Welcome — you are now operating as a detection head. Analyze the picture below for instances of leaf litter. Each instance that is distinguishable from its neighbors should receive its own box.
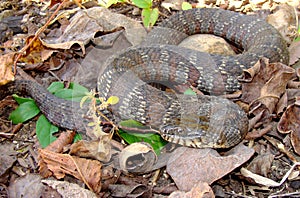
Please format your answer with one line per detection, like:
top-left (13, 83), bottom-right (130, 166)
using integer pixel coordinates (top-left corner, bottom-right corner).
top-left (0, 0), bottom-right (300, 197)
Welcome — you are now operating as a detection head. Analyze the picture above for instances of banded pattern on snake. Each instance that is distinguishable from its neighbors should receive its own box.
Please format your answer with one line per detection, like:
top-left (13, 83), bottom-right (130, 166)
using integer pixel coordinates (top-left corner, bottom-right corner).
top-left (0, 8), bottom-right (289, 148)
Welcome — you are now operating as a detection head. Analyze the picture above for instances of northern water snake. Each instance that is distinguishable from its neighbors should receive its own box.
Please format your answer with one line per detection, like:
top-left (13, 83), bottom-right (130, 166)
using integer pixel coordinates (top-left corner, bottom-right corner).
top-left (0, 8), bottom-right (289, 148)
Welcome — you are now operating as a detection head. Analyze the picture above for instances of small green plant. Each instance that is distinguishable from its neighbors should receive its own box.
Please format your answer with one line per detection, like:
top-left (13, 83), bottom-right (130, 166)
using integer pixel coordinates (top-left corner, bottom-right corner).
top-left (131, 0), bottom-right (159, 28)
top-left (181, 2), bottom-right (192, 10)
top-left (118, 120), bottom-right (168, 155)
top-left (9, 82), bottom-right (91, 148)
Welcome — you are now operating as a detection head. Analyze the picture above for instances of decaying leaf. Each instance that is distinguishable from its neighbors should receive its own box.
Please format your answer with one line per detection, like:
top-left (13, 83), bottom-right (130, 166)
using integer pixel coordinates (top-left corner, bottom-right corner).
top-left (70, 137), bottom-right (112, 162)
top-left (109, 184), bottom-right (150, 197)
top-left (8, 174), bottom-right (44, 198)
top-left (169, 182), bottom-right (214, 198)
top-left (240, 58), bottom-right (295, 124)
top-left (241, 162), bottom-right (300, 187)
top-left (41, 7), bottom-right (146, 53)
top-left (42, 179), bottom-right (98, 198)
top-left (247, 153), bottom-right (274, 177)
top-left (0, 53), bottom-right (15, 85)
top-left (38, 149), bottom-right (102, 193)
top-left (289, 41), bottom-right (300, 65)
top-left (267, 4), bottom-right (298, 44)
top-left (166, 144), bottom-right (254, 191)
top-left (119, 142), bottom-right (157, 173)
top-left (278, 96), bottom-right (300, 155)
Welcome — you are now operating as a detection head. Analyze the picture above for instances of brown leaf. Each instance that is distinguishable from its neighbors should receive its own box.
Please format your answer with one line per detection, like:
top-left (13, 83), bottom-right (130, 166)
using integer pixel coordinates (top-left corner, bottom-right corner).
top-left (70, 136), bottom-right (112, 162)
top-left (0, 53), bottom-right (15, 85)
top-left (19, 36), bottom-right (55, 65)
top-left (240, 58), bottom-right (295, 118)
top-left (8, 174), bottom-right (44, 198)
top-left (169, 182), bottom-right (214, 198)
top-left (119, 142), bottom-right (157, 173)
top-left (47, 131), bottom-right (76, 153)
top-left (278, 96), bottom-right (300, 155)
top-left (247, 153), bottom-right (274, 177)
top-left (266, 4), bottom-right (298, 45)
top-left (166, 144), bottom-right (254, 191)
top-left (289, 41), bottom-right (300, 65)
top-left (38, 149), bottom-right (102, 193)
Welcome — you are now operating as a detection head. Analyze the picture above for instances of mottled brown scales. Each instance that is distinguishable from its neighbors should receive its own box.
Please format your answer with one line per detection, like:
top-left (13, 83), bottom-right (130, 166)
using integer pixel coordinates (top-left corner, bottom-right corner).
top-left (1, 8), bottom-right (289, 148)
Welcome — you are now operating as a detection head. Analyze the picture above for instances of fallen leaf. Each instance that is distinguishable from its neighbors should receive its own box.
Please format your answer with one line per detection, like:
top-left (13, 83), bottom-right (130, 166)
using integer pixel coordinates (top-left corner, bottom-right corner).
top-left (166, 144), bottom-right (254, 191)
top-left (119, 142), bottom-right (157, 173)
top-left (0, 143), bottom-right (17, 182)
top-left (38, 149), bottom-right (102, 193)
top-left (109, 184), bottom-right (150, 197)
top-left (289, 41), bottom-right (300, 65)
top-left (267, 4), bottom-right (298, 44)
top-left (240, 58), bottom-right (295, 122)
top-left (247, 153), bottom-right (274, 177)
top-left (8, 174), bottom-right (44, 198)
top-left (70, 137), bottom-right (112, 162)
top-left (41, 7), bottom-right (146, 53)
top-left (42, 179), bottom-right (98, 198)
top-left (278, 96), bottom-right (300, 155)
top-left (169, 182), bottom-right (215, 198)
top-left (0, 53), bottom-right (15, 85)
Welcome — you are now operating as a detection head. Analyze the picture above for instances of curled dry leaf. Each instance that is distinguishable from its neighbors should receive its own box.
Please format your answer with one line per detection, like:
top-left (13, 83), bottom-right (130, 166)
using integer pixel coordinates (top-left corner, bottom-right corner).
top-left (119, 142), bottom-right (157, 173)
top-left (38, 131), bottom-right (76, 178)
top-left (166, 144), bottom-right (254, 191)
top-left (240, 58), bottom-right (295, 119)
top-left (38, 149), bottom-right (102, 193)
top-left (41, 7), bottom-right (146, 53)
top-left (278, 96), bottom-right (300, 155)
top-left (267, 4), bottom-right (298, 44)
top-left (70, 137), bottom-right (112, 162)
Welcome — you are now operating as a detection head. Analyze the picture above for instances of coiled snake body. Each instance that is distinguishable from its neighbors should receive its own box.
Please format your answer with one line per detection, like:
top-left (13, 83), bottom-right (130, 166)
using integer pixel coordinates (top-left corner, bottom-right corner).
top-left (1, 8), bottom-right (289, 148)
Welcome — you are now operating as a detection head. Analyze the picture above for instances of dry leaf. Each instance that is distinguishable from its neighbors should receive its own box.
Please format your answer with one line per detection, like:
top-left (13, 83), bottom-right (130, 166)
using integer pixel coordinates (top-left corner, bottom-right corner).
top-left (169, 182), bottom-right (214, 198)
top-left (8, 174), bottom-right (44, 198)
top-left (38, 149), bottom-right (102, 193)
top-left (70, 137), bottom-right (112, 162)
top-left (240, 58), bottom-right (295, 120)
top-left (278, 96), bottom-right (300, 155)
top-left (247, 153), bottom-right (274, 177)
top-left (166, 144), bottom-right (254, 191)
top-left (42, 179), bottom-right (98, 198)
top-left (0, 53), bottom-right (15, 85)
top-left (289, 41), bottom-right (300, 65)
top-left (119, 142), bottom-right (157, 173)
top-left (267, 4), bottom-right (298, 44)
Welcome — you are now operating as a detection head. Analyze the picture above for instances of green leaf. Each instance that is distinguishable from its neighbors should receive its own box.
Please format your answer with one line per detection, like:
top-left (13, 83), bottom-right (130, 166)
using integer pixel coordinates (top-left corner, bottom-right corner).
top-left (142, 8), bottom-right (159, 28)
top-left (53, 89), bottom-right (84, 102)
top-left (184, 88), bottom-right (197, 95)
top-left (36, 115), bottom-right (58, 148)
top-left (9, 101), bottom-right (40, 124)
top-left (73, 133), bottom-right (82, 142)
top-left (182, 2), bottom-right (192, 10)
top-left (119, 120), bottom-right (168, 154)
top-left (12, 94), bottom-right (35, 105)
top-left (132, 0), bottom-right (152, 8)
top-left (47, 82), bottom-right (64, 93)
top-left (69, 82), bottom-right (89, 94)
top-left (107, 96), bottom-right (119, 105)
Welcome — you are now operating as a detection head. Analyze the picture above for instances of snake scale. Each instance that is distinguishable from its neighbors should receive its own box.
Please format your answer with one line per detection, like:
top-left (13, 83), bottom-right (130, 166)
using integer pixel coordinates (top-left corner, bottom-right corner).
top-left (1, 8), bottom-right (289, 148)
